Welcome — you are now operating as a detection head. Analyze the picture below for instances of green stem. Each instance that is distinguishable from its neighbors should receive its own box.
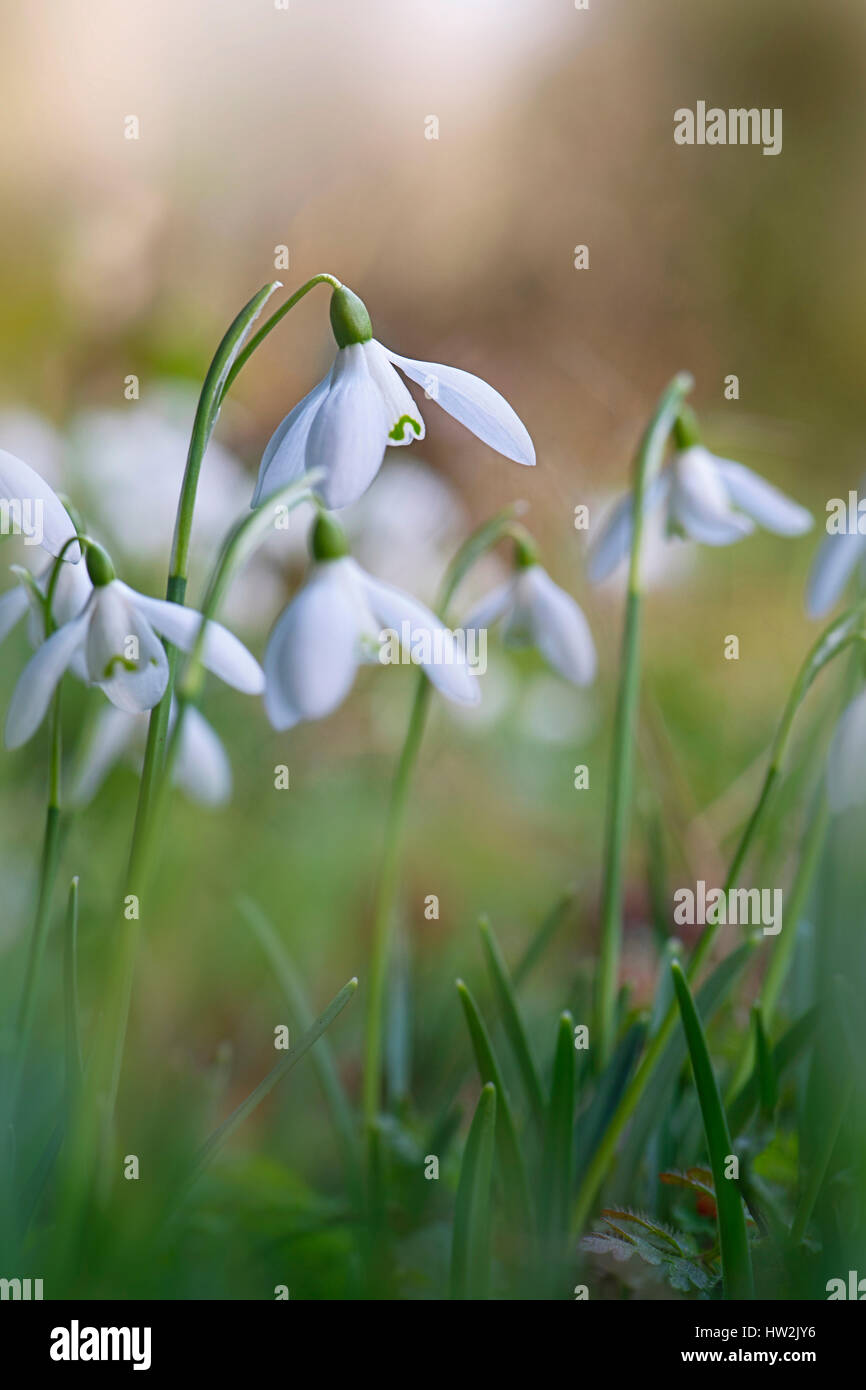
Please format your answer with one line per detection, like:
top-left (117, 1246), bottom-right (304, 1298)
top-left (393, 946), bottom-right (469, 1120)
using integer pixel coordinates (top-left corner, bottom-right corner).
top-left (362, 677), bottom-right (432, 1130)
top-left (222, 273), bottom-right (341, 397)
top-left (14, 688), bottom-right (63, 1060)
top-left (158, 474), bottom-right (322, 803)
top-left (573, 606), bottom-right (865, 1234)
top-left (85, 281), bottom-right (293, 1141)
top-left (594, 372), bottom-right (693, 1068)
top-left (361, 505), bottom-right (527, 1134)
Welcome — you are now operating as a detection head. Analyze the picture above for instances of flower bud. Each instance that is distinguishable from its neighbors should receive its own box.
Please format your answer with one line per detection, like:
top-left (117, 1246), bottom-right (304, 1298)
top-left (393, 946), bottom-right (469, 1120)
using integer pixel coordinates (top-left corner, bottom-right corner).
top-left (85, 542), bottom-right (116, 588)
top-left (310, 511), bottom-right (349, 562)
top-left (329, 286), bottom-right (373, 349)
top-left (673, 405), bottom-right (701, 451)
top-left (511, 527), bottom-right (540, 569)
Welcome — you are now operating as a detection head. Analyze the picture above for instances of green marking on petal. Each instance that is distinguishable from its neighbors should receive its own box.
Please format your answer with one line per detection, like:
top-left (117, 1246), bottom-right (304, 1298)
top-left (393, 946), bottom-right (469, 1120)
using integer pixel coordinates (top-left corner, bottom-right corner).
top-left (388, 414), bottom-right (422, 443)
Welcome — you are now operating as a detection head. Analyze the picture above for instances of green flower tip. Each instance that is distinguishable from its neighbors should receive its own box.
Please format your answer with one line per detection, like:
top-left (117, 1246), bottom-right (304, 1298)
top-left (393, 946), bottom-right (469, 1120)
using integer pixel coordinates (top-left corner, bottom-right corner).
top-left (511, 527), bottom-right (540, 569)
top-left (311, 511), bottom-right (350, 562)
top-left (85, 541), bottom-right (116, 587)
top-left (329, 285), bottom-right (373, 349)
top-left (673, 405), bottom-right (701, 451)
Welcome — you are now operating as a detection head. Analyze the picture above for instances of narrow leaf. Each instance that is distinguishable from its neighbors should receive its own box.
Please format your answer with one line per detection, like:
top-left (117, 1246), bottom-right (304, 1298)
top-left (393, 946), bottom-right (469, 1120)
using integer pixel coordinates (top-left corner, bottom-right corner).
top-left (479, 917), bottom-right (544, 1125)
top-left (188, 976), bottom-right (358, 1187)
top-left (239, 897), bottom-right (360, 1181)
top-left (671, 962), bottom-right (754, 1300)
top-left (450, 1083), bottom-right (497, 1299)
top-left (456, 979), bottom-right (533, 1231)
top-left (751, 1004), bottom-right (777, 1119)
top-left (541, 1012), bottom-right (575, 1246)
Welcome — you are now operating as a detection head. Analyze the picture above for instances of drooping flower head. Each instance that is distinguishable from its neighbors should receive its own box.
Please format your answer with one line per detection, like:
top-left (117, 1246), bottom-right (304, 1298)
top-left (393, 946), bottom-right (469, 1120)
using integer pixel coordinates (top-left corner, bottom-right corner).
top-left (589, 409), bottom-right (813, 584)
top-left (70, 701), bottom-right (232, 808)
top-left (264, 512), bottom-right (481, 730)
top-left (463, 527), bottom-right (596, 687)
top-left (252, 285), bottom-right (535, 512)
top-left (5, 542), bottom-right (264, 748)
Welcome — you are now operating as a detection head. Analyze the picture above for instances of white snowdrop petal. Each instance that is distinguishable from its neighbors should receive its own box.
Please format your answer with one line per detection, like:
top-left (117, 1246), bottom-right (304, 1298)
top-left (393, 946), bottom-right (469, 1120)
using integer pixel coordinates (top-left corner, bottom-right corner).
top-left (174, 705), bottom-right (232, 806)
top-left (69, 705), bottom-right (138, 806)
top-left (0, 447), bottom-right (79, 560)
top-left (671, 447), bottom-right (755, 546)
top-left (49, 558), bottom-right (93, 627)
top-left (5, 613), bottom-right (90, 748)
top-left (713, 459), bottom-right (813, 537)
top-left (120, 584), bottom-right (265, 694)
top-left (587, 474), bottom-right (671, 584)
top-left (251, 373), bottom-right (330, 508)
top-left (826, 690), bottom-right (866, 813)
top-left (806, 531), bottom-right (865, 619)
top-left (264, 561), bottom-right (360, 727)
top-left (0, 584), bottom-right (29, 645)
top-left (363, 341), bottom-right (425, 446)
top-left (521, 566), bottom-right (597, 686)
top-left (462, 578), bottom-right (518, 634)
top-left (386, 349), bottom-right (535, 466)
top-left (88, 591), bottom-right (169, 713)
top-left (359, 570), bottom-right (481, 706)
top-left (307, 345), bottom-right (389, 509)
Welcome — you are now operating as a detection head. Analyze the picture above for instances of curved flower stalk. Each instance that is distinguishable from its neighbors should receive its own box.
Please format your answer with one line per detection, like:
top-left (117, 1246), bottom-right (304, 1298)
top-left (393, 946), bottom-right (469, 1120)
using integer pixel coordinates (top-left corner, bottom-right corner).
top-left (70, 702), bottom-right (231, 808)
top-left (264, 512), bottom-right (480, 729)
top-left (0, 446), bottom-right (80, 559)
top-left (360, 504), bottom-right (529, 1155)
top-left (589, 412), bottom-right (812, 584)
top-left (463, 529), bottom-right (596, 687)
top-left (5, 542), bottom-right (263, 749)
top-left (252, 285), bottom-right (535, 511)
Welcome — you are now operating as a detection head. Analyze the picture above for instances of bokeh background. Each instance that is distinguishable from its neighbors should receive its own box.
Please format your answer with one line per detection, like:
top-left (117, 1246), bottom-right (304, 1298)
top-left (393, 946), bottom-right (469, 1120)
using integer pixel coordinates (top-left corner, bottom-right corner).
top-left (1, 0), bottom-right (865, 1297)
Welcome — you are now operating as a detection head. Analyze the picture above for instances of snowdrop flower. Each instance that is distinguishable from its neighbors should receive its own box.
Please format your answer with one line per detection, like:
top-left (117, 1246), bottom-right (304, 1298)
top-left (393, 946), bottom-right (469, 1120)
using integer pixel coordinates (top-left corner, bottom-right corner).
top-left (70, 702), bottom-right (231, 808)
top-left (252, 285), bottom-right (535, 512)
top-left (0, 446), bottom-right (79, 558)
top-left (826, 689), bottom-right (866, 813)
top-left (5, 543), bottom-right (264, 749)
top-left (463, 533), bottom-right (596, 687)
top-left (588, 415), bottom-right (812, 584)
top-left (264, 512), bottom-right (480, 730)
top-left (806, 480), bottom-right (866, 618)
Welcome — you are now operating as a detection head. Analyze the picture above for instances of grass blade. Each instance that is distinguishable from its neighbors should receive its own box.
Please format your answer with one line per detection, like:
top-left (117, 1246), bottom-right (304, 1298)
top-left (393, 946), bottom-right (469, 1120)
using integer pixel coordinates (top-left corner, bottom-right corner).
top-left (671, 961), bottom-right (754, 1299)
top-left (456, 979), bottom-right (533, 1231)
top-left (728, 1007), bottom-right (818, 1136)
top-left (479, 917), bottom-right (545, 1126)
top-left (188, 976), bottom-right (358, 1187)
top-left (513, 887), bottom-right (575, 987)
top-left (239, 897), bottom-right (360, 1180)
top-left (450, 1083), bottom-right (497, 1299)
top-left (540, 1012), bottom-right (575, 1252)
top-left (751, 1004), bottom-right (777, 1119)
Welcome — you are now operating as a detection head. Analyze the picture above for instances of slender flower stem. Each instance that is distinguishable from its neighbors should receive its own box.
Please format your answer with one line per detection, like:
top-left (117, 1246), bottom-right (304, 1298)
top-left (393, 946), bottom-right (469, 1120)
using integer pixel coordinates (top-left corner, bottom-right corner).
top-left (14, 688), bottom-right (63, 1058)
top-left (8, 537), bottom-right (85, 1102)
top-left (594, 373), bottom-right (693, 1068)
top-left (573, 604), bottom-right (866, 1234)
top-left (362, 678), bottom-right (432, 1130)
top-left (91, 279), bottom-right (323, 1139)
top-left (156, 474), bottom-right (323, 811)
top-left (361, 505), bottom-right (526, 1135)
top-left (222, 273), bottom-right (341, 397)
